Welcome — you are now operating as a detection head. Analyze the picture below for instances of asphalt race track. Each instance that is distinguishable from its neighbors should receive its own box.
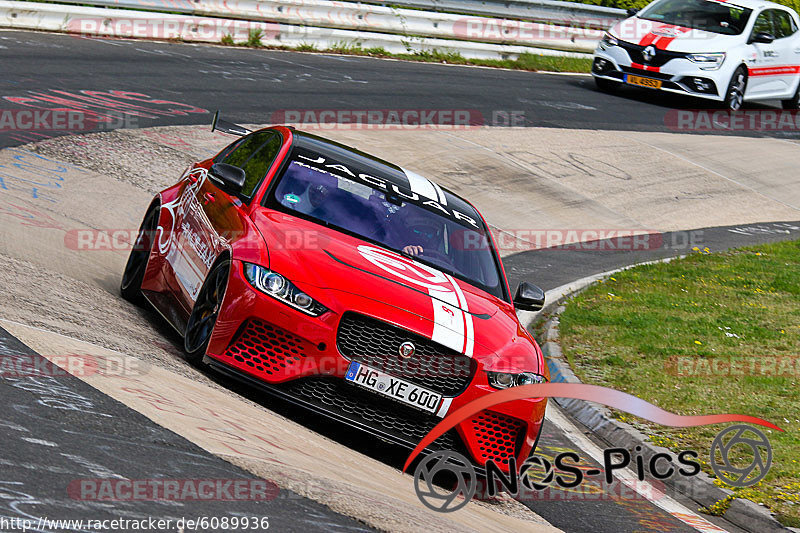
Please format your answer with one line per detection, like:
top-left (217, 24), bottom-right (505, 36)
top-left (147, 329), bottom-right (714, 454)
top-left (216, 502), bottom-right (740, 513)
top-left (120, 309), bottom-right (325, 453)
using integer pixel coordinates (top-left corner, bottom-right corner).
top-left (0, 326), bottom-right (373, 532)
top-left (1, 28), bottom-right (799, 533)
top-left (1, 29), bottom-right (797, 150)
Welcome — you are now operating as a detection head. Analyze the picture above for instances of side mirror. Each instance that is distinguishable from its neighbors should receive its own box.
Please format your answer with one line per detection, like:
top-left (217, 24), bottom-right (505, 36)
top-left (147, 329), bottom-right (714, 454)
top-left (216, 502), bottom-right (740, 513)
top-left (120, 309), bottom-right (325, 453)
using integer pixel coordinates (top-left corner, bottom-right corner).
top-left (749, 32), bottom-right (775, 44)
top-left (626, 8), bottom-right (639, 16)
top-left (513, 282), bottom-right (545, 312)
top-left (209, 163), bottom-right (246, 195)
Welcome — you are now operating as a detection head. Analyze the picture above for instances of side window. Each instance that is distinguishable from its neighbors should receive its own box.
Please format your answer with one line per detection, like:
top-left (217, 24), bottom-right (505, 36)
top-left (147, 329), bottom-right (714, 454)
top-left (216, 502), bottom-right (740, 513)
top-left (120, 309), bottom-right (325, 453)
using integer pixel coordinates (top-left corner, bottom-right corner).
top-left (772, 10), bottom-right (797, 39)
top-left (219, 130), bottom-right (283, 199)
top-left (751, 10), bottom-right (774, 37)
top-left (214, 137), bottom-right (245, 163)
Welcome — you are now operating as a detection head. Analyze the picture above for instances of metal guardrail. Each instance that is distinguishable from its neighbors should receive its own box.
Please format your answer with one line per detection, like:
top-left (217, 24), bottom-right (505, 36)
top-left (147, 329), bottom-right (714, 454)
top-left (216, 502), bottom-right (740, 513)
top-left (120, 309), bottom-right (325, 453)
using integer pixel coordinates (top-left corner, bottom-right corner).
top-left (364, 0), bottom-right (626, 29)
top-left (33, 0), bottom-right (608, 52)
top-left (0, 0), bottom-right (594, 58)
top-left (51, 0), bottom-right (626, 30)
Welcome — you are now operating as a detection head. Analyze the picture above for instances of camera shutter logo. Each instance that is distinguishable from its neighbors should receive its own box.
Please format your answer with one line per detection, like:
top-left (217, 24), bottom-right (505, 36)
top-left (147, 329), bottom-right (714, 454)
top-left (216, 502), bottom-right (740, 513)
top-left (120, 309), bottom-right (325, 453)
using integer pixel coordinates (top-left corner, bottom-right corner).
top-left (710, 425), bottom-right (772, 487)
top-left (522, 456), bottom-right (555, 490)
top-left (413, 451), bottom-right (476, 512)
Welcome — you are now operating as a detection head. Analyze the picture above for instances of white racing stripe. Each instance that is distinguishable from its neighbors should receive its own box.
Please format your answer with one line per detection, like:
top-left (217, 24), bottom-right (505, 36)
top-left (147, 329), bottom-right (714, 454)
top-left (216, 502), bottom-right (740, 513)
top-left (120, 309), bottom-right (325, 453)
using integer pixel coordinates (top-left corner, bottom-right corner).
top-left (545, 405), bottom-right (729, 533)
top-left (429, 286), bottom-right (466, 354)
top-left (446, 274), bottom-right (474, 357)
top-left (356, 244), bottom-right (474, 360)
top-left (401, 167), bottom-right (439, 201)
top-left (431, 181), bottom-right (448, 205)
top-left (429, 276), bottom-right (475, 358)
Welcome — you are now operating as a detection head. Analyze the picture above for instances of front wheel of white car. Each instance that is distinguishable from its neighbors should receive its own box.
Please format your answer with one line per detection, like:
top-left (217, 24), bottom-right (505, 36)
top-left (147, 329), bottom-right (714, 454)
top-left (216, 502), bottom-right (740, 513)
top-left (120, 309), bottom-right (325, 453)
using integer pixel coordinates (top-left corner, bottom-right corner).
top-left (781, 81), bottom-right (800, 109)
top-left (724, 67), bottom-right (748, 111)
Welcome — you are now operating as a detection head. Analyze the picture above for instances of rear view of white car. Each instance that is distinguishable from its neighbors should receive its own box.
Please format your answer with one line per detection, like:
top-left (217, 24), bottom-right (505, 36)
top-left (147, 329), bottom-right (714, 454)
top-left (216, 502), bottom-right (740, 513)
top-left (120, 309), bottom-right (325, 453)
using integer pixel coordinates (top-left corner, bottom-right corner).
top-left (592, 0), bottom-right (800, 109)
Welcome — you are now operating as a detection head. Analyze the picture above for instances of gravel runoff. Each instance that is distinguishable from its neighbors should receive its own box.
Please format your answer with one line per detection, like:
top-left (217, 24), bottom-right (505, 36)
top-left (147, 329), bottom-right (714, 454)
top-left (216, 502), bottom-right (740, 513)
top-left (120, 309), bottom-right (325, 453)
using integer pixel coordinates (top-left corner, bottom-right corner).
top-left (26, 124), bottom-right (260, 195)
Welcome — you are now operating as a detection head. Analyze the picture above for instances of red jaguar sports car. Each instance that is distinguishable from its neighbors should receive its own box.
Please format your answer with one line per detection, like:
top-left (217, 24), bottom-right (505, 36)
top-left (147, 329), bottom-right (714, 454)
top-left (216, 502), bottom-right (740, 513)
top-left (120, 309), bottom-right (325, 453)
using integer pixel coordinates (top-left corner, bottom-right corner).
top-left (121, 113), bottom-right (549, 472)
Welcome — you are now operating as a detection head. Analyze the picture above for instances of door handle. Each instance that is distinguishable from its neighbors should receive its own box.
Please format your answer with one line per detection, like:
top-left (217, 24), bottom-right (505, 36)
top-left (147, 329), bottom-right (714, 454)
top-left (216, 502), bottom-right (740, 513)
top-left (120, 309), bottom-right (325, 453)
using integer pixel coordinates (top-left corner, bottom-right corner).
top-left (203, 192), bottom-right (216, 204)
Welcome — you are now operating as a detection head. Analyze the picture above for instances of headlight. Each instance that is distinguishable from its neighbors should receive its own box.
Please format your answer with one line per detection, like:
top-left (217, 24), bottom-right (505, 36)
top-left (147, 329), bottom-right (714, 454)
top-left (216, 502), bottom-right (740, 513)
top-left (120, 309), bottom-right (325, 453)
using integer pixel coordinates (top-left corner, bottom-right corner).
top-left (487, 371), bottom-right (547, 389)
top-left (688, 52), bottom-right (725, 70)
top-left (599, 32), bottom-right (618, 50)
top-left (243, 263), bottom-right (328, 316)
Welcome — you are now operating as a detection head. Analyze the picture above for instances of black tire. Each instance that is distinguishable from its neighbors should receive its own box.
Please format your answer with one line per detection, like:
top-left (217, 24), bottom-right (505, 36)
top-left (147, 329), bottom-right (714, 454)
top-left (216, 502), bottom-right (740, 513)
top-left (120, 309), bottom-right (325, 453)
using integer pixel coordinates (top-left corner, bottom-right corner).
top-left (120, 204), bottom-right (159, 305)
top-left (183, 258), bottom-right (231, 364)
top-left (594, 76), bottom-right (621, 93)
top-left (724, 66), bottom-right (748, 111)
top-left (781, 81), bottom-right (800, 109)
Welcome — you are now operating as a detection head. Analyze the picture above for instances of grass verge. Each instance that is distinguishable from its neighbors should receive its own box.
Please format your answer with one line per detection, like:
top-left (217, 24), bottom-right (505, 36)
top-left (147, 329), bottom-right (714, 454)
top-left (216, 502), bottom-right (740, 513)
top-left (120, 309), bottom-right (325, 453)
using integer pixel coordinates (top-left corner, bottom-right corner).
top-left (218, 37), bottom-right (592, 73)
top-left (558, 240), bottom-right (800, 526)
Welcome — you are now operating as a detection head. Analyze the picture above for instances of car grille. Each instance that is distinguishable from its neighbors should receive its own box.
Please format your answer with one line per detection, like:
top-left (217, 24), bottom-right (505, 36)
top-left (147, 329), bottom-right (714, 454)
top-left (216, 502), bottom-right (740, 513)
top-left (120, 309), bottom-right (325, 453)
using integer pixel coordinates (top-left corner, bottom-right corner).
top-left (282, 376), bottom-right (460, 450)
top-left (336, 312), bottom-right (475, 397)
top-left (617, 39), bottom-right (688, 68)
top-left (224, 319), bottom-right (309, 376)
top-left (470, 411), bottom-right (526, 467)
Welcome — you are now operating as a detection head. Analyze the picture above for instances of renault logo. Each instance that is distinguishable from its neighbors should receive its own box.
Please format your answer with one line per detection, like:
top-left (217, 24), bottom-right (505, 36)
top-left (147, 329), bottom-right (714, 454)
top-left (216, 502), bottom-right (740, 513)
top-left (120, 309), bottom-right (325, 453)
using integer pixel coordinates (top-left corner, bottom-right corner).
top-left (399, 342), bottom-right (416, 358)
top-left (642, 45), bottom-right (656, 63)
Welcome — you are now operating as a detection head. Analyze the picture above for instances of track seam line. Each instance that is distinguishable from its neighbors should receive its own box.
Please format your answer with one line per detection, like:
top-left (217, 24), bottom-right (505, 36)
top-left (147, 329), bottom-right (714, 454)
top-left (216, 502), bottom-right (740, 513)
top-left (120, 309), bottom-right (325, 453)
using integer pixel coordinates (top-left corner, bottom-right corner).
top-left (616, 134), bottom-right (800, 212)
top-left (433, 130), bottom-right (653, 231)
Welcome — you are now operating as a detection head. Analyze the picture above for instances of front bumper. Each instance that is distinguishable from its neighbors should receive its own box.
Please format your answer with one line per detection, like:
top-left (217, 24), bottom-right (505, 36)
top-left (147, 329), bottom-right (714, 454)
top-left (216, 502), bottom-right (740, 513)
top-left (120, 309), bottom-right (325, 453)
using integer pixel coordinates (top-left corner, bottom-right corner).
top-left (593, 45), bottom-right (728, 101)
top-left (205, 260), bottom-right (547, 472)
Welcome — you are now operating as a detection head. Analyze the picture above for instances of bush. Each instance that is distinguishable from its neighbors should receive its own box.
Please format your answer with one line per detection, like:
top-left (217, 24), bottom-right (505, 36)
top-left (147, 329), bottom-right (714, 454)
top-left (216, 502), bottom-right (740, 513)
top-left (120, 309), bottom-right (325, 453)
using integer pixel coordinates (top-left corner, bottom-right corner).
top-left (567, 0), bottom-right (800, 13)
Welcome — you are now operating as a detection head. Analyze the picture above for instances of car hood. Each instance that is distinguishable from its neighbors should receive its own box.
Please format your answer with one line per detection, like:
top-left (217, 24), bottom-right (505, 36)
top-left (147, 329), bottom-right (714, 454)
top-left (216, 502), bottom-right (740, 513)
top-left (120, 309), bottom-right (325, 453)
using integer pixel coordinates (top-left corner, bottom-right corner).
top-left (611, 18), bottom-right (741, 53)
top-left (249, 209), bottom-right (541, 362)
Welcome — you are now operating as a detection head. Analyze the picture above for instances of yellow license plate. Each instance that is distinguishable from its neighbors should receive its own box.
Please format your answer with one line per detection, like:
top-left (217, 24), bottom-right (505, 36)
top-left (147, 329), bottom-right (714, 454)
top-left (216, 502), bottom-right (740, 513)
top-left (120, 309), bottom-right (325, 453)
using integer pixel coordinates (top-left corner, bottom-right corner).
top-left (626, 75), bottom-right (662, 89)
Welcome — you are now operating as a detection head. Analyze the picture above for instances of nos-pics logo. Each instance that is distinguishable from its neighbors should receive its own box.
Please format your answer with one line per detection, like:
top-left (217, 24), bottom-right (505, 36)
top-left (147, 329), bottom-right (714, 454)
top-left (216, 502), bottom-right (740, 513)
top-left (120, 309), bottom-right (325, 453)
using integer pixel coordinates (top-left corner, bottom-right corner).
top-left (413, 425), bottom-right (772, 512)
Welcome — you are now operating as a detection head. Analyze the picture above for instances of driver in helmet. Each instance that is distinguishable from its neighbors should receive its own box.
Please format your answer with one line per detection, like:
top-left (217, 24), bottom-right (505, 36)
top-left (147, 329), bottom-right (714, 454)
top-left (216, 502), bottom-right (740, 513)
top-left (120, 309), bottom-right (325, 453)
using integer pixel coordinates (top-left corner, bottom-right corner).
top-left (396, 208), bottom-right (444, 258)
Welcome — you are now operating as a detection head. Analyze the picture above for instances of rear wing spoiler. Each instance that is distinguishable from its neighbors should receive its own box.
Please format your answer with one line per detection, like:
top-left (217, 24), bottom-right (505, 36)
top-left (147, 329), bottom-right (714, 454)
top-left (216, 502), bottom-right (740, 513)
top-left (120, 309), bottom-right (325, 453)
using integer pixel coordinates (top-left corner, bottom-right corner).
top-left (211, 111), bottom-right (252, 137)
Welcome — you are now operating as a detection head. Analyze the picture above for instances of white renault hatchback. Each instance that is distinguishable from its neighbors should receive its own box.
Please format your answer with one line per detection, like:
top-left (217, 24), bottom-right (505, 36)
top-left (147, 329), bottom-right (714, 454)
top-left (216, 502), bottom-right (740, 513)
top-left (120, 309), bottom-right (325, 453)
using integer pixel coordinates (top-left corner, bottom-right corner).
top-left (592, 0), bottom-right (800, 109)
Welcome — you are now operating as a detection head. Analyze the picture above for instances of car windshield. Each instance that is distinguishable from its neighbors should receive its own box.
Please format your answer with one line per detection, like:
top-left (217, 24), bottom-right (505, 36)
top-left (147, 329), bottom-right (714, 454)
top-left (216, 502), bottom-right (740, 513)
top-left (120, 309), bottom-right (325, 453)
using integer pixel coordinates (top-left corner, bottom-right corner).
top-left (266, 149), bottom-right (504, 298)
top-left (638, 0), bottom-right (752, 35)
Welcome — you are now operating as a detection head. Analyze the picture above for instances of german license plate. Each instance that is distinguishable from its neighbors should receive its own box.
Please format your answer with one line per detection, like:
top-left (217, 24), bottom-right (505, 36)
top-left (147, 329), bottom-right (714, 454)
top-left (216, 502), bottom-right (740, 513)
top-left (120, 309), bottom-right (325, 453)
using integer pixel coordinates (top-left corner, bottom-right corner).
top-left (345, 361), bottom-right (442, 414)
top-left (625, 74), bottom-right (662, 89)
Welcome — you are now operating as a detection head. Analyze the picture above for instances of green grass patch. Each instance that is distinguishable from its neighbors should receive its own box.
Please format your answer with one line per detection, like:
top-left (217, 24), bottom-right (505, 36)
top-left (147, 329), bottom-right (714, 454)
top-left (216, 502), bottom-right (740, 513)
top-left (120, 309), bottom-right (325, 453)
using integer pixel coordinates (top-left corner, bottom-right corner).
top-left (367, 50), bottom-right (591, 73)
top-left (217, 35), bottom-right (592, 73)
top-left (245, 28), bottom-right (264, 48)
top-left (559, 240), bottom-right (800, 524)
